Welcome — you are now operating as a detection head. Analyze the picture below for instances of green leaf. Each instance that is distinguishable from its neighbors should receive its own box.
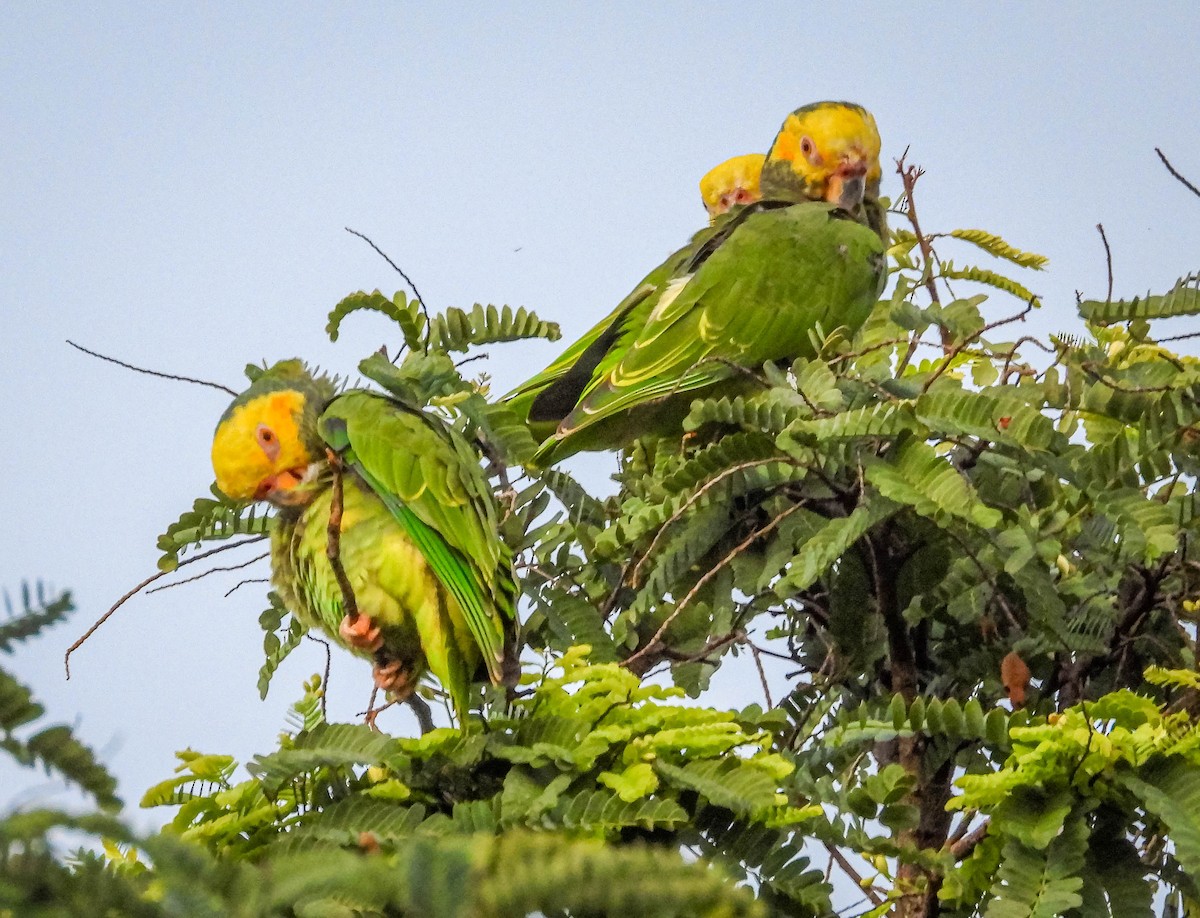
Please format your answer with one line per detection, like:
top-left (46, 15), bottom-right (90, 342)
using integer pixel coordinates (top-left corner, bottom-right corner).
top-left (949, 228), bottom-right (1048, 270)
top-left (866, 438), bottom-right (1002, 528)
top-left (1079, 272), bottom-right (1200, 323)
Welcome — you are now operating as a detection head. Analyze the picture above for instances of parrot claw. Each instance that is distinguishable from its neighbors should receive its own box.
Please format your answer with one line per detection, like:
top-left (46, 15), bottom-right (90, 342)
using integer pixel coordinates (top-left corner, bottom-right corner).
top-left (340, 614), bottom-right (384, 652)
top-left (373, 659), bottom-right (415, 698)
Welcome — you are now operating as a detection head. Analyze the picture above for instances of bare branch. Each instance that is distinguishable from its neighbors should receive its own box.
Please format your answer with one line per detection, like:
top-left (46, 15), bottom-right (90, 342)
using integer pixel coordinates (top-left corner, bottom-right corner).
top-left (325, 449), bottom-right (359, 623)
top-left (65, 536), bottom-right (267, 677)
top-left (224, 577), bottom-right (270, 598)
top-left (1155, 147), bottom-right (1200, 200)
top-left (921, 298), bottom-right (1037, 394)
top-left (344, 227), bottom-right (432, 352)
top-left (825, 844), bottom-right (884, 907)
top-left (631, 458), bottom-right (783, 587)
top-left (748, 638), bottom-right (774, 708)
top-left (895, 153), bottom-right (950, 355)
top-left (407, 695), bottom-right (436, 734)
top-left (305, 634), bottom-right (332, 720)
top-left (1096, 223), bottom-right (1114, 304)
top-left (624, 503), bottom-right (806, 671)
top-left (66, 340), bottom-right (237, 396)
top-left (146, 552), bottom-right (269, 594)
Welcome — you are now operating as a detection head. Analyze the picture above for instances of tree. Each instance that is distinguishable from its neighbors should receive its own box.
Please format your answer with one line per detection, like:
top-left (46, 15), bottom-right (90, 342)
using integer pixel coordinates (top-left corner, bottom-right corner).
top-left (5, 160), bottom-right (1200, 917)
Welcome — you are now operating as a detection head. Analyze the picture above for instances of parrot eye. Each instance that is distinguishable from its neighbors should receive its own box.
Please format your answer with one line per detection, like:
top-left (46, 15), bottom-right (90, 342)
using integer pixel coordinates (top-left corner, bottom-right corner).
top-left (799, 136), bottom-right (821, 165)
top-left (256, 424), bottom-right (281, 462)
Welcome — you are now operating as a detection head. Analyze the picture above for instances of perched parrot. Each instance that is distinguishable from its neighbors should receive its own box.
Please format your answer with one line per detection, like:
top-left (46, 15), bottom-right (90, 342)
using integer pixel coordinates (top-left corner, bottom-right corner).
top-left (506, 101), bottom-right (888, 464)
top-left (211, 360), bottom-right (518, 720)
top-left (699, 153), bottom-right (766, 223)
top-left (501, 155), bottom-right (766, 441)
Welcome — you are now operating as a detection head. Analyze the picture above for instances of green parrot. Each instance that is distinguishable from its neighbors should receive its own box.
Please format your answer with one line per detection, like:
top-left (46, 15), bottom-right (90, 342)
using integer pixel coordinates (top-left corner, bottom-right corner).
top-left (503, 154), bottom-right (768, 440)
top-left (211, 360), bottom-right (517, 721)
top-left (504, 101), bottom-right (888, 465)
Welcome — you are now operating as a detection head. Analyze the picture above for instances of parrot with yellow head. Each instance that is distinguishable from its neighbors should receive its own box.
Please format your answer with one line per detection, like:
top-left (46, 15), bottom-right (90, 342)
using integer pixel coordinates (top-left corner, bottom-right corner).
top-left (211, 360), bottom-right (517, 721)
top-left (699, 153), bottom-right (766, 223)
top-left (505, 101), bottom-right (888, 463)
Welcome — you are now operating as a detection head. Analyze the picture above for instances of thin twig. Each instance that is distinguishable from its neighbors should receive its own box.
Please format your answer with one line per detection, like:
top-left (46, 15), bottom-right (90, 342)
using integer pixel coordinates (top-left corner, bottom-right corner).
top-left (66, 340), bottom-right (237, 396)
top-left (64, 536), bottom-right (267, 677)
top-left (1155, 147), bottom-right (1200, 200)
top-left (344, 227), bottom-right (432, 352)
top-left (824, 844), bottom-right (884, 907)
top-left (921, 298), bottom-right (1037, 394)
top-left (1156, 329), bottom-right (1200, 344)
top-left (1096, 223), bottom-right (1114, 304)
top-left (748, 639), bottom-right (773, 708)
top-left (630, 458), bottom-right (783, 586)
top-left (224, 577), bottom-right (270, 598)
top-left (305, 634), bottom-right (332, 720)
top-left (895, 152), bottom-right (950, 354)
top-left (624, 503), bottom-right (805, 670)
top-left (325, 449), bottom-right (359, 623)
top-left (146, 552), bottom-right (269, 594)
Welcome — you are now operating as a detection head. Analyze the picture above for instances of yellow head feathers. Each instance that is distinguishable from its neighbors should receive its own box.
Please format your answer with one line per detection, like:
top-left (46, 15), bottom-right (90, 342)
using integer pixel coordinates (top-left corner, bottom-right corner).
top-left (211, 389), bottom-right (315, 504)
top-left (761, 101), bottom-right (882, 210)
top-left (699, 153), bottom-right (766, 221)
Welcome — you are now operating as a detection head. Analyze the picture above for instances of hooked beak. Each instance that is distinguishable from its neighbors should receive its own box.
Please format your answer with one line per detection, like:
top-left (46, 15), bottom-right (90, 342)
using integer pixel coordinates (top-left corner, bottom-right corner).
top-left (825, 156), bottom-right (868, 211)
top-left (255, 466), bottom-right (310, 506)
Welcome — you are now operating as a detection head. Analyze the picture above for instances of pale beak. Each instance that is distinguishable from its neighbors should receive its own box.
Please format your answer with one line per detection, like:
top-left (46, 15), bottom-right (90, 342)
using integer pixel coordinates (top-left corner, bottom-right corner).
top-left (255, 467), bottom-right (309, 506)
top-left (826, 156), bottom-right (868, 211)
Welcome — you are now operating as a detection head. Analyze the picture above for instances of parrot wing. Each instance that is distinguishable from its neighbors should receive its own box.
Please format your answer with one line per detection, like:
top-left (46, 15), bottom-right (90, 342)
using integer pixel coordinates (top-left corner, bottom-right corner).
top-left (542, 202), bottom-right (886, 456)
top-left (503, 205), bottom-right (762, 431)
top-left (319, 391), bottom-right (515, 683)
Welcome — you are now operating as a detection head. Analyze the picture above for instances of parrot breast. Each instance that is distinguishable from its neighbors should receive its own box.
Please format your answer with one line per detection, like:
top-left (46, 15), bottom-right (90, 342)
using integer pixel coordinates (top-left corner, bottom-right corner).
top-left (270, 473), bottom-right (481, 684)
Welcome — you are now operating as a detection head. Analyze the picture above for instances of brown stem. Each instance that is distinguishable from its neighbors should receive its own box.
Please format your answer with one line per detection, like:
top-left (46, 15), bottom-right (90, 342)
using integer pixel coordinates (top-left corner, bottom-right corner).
top-left (949, 819), bottom-right (990, 860)
top-left (623, 504), bottom-right (805, 672)
top-left (824, 844), bottom-right (884, 907)
top-left (66, 339), bottom-right (237, 396)
top-left (1096, 223), bottom-right (1114, 304)
top-left (1155, 147), bottom-right (1200, 200)
top-left (325, 449), bottom-right (359, 624)
top-left (64, 536), bottom-right (267, 677)
top-left (895, 154), bottom-right (950, 354)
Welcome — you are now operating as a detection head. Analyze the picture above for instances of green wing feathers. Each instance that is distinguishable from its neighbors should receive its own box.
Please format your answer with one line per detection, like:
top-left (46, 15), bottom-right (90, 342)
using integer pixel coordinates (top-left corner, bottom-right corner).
top-left (319, 393), bottom-right (517, 684)
top-left (530, 203), bottom-right (886, 461)
top-left (503, 206), bottom-right (757, 437)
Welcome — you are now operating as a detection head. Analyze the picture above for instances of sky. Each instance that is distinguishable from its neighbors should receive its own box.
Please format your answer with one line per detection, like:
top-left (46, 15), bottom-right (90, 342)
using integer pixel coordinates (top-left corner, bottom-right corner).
top-left (3, 4), bottom-right (1199, 832)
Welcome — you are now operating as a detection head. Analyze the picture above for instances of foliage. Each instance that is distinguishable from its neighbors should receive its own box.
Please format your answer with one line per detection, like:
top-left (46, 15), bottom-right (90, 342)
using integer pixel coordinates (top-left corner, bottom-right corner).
top-left (136, 648), bottom-right (812, 915)
top-left (10, 162), bottom-right (1200, 916)
top-left (0, 584), bottom-right (119, 810)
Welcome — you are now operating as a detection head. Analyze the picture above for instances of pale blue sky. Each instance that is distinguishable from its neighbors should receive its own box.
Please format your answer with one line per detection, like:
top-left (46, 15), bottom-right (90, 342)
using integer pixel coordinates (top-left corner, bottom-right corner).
top-left (3, 4), bottom-right (1198, 829)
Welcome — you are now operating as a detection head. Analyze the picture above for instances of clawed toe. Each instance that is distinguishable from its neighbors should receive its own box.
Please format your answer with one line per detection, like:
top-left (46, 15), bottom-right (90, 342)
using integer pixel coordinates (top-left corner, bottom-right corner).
top-left (373, 659), bottom-right (415, 698)
top-left (340, 613), bottom-right (383, 652)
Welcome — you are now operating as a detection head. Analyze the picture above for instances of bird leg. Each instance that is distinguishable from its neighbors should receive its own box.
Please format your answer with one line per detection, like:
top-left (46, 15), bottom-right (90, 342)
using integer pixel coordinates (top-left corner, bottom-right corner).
top-left (372, 658), bottom-right (416, 698)
top-left (339, 613), bottom-right (383, 652)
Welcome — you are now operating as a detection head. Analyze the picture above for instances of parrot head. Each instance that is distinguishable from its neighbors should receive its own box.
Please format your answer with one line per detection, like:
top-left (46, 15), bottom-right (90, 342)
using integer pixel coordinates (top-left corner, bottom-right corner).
top-left (760, 101), bottom-right (882, 214)
top-left (699, 153), bottom-right (766, 223)
top-left (211, 360), bottom-right (336, 507)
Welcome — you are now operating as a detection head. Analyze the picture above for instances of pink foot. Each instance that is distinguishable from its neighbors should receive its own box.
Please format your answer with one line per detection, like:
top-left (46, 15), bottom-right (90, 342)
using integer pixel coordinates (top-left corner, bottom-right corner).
top-left (340, 613), bottom-right (383, 653)
top-left (373, 659), bottom-right (415, 698)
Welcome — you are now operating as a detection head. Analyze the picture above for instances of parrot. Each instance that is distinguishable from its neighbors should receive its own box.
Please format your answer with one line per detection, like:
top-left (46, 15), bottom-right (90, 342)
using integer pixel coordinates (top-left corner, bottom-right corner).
top-left (501, 153), bottom-right (769, 441)
top-left (210, 359), bottom-right (518, 721)
top-left (699, 153), bottom-right (766, 223)
top-left (506, 101), bottom-right (888, 465)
